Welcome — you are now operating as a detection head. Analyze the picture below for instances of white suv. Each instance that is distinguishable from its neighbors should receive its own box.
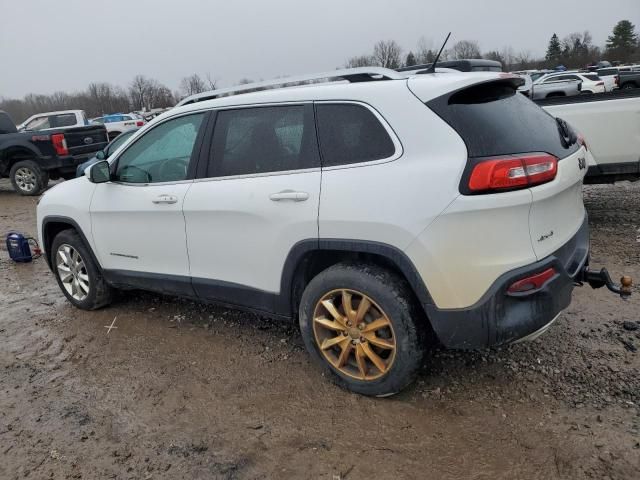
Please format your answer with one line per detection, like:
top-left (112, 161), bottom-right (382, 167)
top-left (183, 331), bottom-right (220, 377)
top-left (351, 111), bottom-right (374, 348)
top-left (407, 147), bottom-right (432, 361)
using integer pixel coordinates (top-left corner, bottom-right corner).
top-left (37, 68), bottom-right (607, 396)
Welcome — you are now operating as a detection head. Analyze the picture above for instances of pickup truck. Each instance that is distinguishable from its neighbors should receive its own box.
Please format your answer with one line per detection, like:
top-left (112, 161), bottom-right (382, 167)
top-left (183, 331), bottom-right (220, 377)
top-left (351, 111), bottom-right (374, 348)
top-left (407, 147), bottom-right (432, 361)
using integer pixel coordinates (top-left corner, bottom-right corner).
top-left (619, 71), bottom-right (640, 90)
top-left (17, 110), bottom-right (90, 132)
top-left (0, 111), bottom-right (108, 195)
top-left (536, 89), bottom-right (640, 184)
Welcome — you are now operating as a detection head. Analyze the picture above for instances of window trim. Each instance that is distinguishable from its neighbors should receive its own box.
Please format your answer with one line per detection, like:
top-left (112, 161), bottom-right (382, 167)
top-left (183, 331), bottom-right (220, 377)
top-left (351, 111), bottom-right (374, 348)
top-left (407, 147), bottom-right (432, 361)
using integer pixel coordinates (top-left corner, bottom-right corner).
top-left (196, 102), bottom-right (321, 182)
top-left (313, 100), bottom-right (403, 171)
top-left (107, 109), bottom-right (212, 187)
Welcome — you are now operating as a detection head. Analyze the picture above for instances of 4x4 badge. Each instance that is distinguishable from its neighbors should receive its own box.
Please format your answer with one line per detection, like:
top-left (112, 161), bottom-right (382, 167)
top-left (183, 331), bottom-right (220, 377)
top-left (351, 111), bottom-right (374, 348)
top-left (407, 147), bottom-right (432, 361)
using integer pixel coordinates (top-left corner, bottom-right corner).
top-left (578, 157), bottom-right (586, 170)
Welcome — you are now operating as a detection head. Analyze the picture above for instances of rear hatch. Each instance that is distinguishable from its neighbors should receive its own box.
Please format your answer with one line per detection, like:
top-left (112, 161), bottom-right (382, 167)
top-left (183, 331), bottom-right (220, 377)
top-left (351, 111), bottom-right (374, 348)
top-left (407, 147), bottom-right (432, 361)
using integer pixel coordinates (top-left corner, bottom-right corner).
top-left (61, 125), bottom-right (108, 156)
top-left (415, 77), bottom-right (587, 260)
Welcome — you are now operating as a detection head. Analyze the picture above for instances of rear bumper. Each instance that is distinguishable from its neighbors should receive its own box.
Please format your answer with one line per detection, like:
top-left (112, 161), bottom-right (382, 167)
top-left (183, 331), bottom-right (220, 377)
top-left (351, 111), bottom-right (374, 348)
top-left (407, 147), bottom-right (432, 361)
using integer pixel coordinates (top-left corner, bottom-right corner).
top-left (426, 214), bottom-right (589, 349)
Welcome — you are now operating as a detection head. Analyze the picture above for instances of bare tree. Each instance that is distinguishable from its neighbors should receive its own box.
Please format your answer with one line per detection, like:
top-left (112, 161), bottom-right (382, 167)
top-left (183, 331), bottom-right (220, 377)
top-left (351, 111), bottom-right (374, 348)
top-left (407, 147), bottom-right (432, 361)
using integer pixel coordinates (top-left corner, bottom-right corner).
top-left (451, 40), bottom-right (482, 59)
top-left (180, 74), bottom-right (208, 96)
top-left (514, 50), bottom-right (534, 70)
top-left (205, 72), bottom-right (217, 90)
top-left (344, 55), bottom-right (375, 68)
top-left (373, 40), bottom-right (402, 69)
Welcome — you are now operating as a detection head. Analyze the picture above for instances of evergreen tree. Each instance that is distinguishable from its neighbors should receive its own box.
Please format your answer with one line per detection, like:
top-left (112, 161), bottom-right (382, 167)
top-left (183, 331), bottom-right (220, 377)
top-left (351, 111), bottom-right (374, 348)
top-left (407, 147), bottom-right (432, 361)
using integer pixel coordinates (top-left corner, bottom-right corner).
top-left (405, 51), bottom-right (417, 67)
top-left (606, 20), bottom-right (638, 61)
top-left (545, 33), bottom-right (562, 62)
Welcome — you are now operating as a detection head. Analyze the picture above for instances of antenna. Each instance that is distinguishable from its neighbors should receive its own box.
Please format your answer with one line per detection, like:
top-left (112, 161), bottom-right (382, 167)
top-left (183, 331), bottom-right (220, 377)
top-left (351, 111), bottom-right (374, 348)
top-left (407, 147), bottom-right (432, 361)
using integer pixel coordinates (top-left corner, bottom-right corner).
top-left (425, 32), bottom-right (452, 74)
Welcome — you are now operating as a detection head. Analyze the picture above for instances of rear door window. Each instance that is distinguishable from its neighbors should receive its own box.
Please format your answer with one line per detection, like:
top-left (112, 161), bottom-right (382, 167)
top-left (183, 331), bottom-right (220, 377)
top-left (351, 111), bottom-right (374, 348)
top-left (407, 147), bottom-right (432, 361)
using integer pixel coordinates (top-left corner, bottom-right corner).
top-left (427, 81), bottom-right (580, 159)
top-left (315, 103), bottom-right (395, 167)
top-left (208, 105), bottom-right (319, 177)
top-left (51, 114), bottom-right (77, 128)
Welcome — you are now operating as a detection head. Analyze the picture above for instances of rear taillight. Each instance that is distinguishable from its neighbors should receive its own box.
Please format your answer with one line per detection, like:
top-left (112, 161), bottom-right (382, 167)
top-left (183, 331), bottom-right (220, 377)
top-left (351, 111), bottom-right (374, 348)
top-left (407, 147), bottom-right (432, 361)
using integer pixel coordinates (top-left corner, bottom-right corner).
top-left (508, 267), bottom-right (557, 294)
top-left (597, 81), bottom-right (604, 86)
top-left (615, 76), bottom-right (619, 86)
top-left (467, 153), bottom-right (558, 194)
top-left (136, 121), bottom-right (144, 127)
top-left (51, 133), bottom-right (68, 156)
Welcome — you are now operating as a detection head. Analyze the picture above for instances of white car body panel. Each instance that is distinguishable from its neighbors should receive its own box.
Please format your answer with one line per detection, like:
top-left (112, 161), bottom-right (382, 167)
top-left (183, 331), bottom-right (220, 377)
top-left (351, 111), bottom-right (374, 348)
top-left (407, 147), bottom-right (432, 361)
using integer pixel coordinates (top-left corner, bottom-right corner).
top-left (184, 171), bottom-right (321, 293)
top-left (542, 97), bottom-right (640, 167)
top-left (89, 182), bottom-right (192, 276)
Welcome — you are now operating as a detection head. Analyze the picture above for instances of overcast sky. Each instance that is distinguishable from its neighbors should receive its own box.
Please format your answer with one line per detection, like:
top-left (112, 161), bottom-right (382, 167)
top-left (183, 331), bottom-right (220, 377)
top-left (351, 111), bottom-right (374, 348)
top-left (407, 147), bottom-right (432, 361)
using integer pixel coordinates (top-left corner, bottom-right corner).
top-left (1, 0), bottom-right (638, 98)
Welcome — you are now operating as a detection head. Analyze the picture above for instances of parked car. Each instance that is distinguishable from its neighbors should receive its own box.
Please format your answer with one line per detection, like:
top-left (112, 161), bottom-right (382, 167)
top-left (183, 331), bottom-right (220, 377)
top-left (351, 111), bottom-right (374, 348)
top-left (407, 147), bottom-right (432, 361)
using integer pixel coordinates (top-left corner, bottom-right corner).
top-left (517, 74), bottom-right (582, 99)
top-left (90, 113), bottom-right (145, 140)
top-left (535, 72), bottom-right (605, 94)
top-left (36, 68), bottom-right (630, 396)
top-left (536, 88), bottom-right (640, 183)
top-left (618, 71), bottom-right (640, 90)
top-left (75, 129), bottom-right (137, 177)
top-left (595, 68), bottom-right (619, 92)
top-left (0, 110), bottom-right (108, 195)
top-left (17, 110), bottom-right (90, 132)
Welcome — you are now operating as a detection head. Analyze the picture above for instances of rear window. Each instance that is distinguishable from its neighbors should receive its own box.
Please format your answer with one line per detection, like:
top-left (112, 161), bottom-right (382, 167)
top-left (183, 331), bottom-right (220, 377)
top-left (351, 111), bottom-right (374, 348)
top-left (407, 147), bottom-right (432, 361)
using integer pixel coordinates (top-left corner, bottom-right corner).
top-left (597, 69), bottom-right (617, 76)
top-left (315, 104), bottom-right (395, 167)
top-left (427, 81), bottom-right (580, 159)
top-left (582, 74), bottom-right (600, 81)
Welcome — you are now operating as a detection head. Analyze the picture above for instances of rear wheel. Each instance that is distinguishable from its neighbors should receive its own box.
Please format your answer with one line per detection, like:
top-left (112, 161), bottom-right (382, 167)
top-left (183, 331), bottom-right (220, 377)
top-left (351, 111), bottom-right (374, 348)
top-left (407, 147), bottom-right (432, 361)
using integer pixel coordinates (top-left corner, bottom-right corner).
top-left (9, 160), bottom-right (48, 196)
top-left (621, 83), bottom-right (636, 90)
top-left (51, 229), bottom-right (113, 310)
top-left (299, 263), bottom-right (424, 396)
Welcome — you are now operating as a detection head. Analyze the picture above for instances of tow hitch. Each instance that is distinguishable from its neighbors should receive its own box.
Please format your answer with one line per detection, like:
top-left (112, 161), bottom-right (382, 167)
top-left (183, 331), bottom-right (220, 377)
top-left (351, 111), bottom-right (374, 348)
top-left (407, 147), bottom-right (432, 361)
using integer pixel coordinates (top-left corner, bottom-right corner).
top-left (578, 267), bottom-right (633, 299)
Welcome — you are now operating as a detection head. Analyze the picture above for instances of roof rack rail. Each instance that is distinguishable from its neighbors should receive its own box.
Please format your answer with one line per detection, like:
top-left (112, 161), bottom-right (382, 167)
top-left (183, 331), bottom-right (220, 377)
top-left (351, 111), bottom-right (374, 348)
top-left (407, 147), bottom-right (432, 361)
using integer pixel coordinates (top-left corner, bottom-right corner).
top-left (177, 67), bottom-right (403, 106)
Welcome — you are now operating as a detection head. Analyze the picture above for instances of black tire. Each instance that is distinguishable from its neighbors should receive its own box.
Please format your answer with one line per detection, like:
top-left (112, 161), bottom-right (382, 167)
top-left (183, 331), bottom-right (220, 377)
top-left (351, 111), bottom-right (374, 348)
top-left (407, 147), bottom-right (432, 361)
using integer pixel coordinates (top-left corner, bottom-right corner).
top-left (299, 263), bottom-right (425, 397)
top-left (9, 160), bottom-right (49, 196)
top-left (621, 83), bottom-right (636, 90)
top-left (51, 229), bottom-right (113, 310)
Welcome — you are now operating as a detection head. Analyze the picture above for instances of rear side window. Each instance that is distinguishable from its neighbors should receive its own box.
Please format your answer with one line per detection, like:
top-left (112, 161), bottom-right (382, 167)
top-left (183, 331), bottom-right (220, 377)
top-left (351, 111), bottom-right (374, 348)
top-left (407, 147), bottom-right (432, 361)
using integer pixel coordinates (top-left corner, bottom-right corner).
top-left (315, 104), bottom-right (395, 167)
top-left (209, 105), bottom-right (319, 177)
top-left (51, 114), bottom-right (77, 128)
top-left (427, 81), bottom-right (580, 159)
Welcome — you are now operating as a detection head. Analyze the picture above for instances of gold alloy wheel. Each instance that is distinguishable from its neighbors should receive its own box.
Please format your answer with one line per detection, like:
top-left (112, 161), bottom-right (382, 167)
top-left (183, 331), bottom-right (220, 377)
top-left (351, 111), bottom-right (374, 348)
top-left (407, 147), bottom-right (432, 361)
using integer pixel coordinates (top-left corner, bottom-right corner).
top-left (312, 289), bottom-right (396, 381)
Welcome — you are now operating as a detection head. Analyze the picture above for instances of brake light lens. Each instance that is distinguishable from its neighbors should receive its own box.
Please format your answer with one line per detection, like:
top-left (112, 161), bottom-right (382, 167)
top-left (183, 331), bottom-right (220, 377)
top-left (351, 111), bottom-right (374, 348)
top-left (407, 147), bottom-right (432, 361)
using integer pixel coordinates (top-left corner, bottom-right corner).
top-left (468, 153), bottom-right (558, 193)
top-left (51, 133), bottom-right (68, 156)
top-left (508, 267), bottom-right (557, 294)
top-left (136, 121), bottom-right (144, 127)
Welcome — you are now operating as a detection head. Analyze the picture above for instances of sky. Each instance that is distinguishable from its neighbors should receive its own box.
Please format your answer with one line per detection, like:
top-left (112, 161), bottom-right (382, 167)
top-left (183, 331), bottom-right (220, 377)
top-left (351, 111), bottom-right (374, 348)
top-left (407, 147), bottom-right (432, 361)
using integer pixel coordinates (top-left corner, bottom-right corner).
top-left (1, 0), bottom-right (638, 98)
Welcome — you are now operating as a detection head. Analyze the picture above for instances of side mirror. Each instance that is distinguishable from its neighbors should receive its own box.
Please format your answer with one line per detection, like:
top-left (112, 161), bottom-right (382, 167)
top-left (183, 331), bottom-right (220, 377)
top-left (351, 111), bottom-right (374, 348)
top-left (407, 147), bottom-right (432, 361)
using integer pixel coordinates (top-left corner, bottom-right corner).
top-left (96, 150), bottom-right (106, 160)
top-left (88, 160), bottom-right (111, 184)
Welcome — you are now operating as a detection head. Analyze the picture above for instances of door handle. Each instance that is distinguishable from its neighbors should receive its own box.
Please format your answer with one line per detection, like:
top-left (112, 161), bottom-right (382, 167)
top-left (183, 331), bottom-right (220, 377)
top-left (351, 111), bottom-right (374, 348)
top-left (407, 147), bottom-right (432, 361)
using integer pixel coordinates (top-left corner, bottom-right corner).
top-left (152, 194), bottom-right (178, 204)
top-left (269, 190), bottom-right (309, 202)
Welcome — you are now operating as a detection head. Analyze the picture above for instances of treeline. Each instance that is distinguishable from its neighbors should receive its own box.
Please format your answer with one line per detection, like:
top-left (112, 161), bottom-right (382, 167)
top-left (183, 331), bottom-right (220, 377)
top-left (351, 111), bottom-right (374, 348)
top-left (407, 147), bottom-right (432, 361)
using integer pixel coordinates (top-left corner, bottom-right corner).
top-left (0, 73), bottom-right (217, 124)
top-left (2, 20), bottom-right (638, 124)
top-left (345, 20), bottom-right (639, 71)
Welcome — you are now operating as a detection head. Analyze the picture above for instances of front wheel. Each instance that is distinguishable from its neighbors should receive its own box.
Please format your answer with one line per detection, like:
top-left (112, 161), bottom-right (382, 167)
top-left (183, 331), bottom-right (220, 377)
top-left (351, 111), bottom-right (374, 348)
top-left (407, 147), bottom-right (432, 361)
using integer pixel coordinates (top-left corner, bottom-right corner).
top-left (51, 229), bottom-right (113, 310)
top-left (299, 263), bottom-right (425, 396)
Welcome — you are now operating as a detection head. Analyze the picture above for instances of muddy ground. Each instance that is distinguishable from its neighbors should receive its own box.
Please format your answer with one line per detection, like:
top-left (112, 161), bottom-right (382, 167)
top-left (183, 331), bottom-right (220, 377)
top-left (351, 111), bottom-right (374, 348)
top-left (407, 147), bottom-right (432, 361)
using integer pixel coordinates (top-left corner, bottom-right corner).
top-left (0, 178), bottom-right (639, 479)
